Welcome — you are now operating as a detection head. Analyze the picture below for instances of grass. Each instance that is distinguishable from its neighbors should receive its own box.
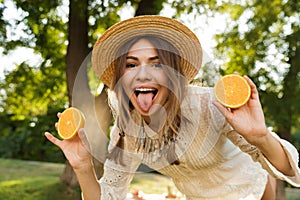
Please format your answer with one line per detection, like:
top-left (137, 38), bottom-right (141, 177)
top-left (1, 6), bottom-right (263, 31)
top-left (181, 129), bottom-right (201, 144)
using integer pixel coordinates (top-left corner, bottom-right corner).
top-left (130, 172), bottom-right (178, 195)
top-left (0, 158), bottom-right (80, 200)
top-left (0, 158), bottom-right (176, 200)
top-left (0, 158), bottom-right (299, 200)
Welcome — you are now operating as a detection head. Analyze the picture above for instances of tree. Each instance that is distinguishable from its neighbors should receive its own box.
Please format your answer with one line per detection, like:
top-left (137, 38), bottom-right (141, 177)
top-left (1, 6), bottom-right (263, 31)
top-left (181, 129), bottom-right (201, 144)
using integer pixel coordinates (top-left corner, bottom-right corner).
top-left (0, 0), bottom-right (168, 188)
top-left (0, 0), bottom-right (165, 181)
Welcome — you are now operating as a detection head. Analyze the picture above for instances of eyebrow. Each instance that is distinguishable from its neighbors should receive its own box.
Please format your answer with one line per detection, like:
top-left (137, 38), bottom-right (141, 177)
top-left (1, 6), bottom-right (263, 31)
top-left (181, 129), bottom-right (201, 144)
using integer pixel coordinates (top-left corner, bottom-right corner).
top-left (126, 55), bottom-right (159, 61)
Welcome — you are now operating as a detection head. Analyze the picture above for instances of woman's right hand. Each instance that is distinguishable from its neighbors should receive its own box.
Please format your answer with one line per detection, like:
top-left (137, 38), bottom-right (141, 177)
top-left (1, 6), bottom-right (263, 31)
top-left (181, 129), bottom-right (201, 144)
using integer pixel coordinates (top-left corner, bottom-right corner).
top-left (44, 113), bottom-right (93, 171)
top-left (46, 113), bottom-right (102, 200)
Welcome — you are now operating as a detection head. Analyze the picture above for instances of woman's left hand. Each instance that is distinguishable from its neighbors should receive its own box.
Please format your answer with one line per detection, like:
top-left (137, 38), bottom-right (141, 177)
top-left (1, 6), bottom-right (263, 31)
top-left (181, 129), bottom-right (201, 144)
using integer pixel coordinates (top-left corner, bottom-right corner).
top-left (213, 75), bottom-right (268, 145)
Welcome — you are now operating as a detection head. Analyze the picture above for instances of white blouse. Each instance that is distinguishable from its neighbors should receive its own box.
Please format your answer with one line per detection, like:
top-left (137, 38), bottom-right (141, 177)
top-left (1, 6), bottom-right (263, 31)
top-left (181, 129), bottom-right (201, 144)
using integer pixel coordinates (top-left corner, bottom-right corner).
top-left (98, 86), bottom-right (300, 200)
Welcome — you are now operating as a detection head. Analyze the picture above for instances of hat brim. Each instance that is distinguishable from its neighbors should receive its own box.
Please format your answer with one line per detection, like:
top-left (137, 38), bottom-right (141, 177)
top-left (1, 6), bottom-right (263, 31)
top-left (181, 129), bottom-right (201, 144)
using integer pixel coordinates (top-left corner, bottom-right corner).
top-left (92, 15), bottom-right (202, 88)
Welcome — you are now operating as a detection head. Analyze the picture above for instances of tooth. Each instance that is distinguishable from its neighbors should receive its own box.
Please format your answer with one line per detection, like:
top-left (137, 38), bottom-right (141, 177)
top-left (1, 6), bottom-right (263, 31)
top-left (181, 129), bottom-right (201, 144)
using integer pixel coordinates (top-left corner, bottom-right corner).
top-left (135, 88), bottom-right (156, 92)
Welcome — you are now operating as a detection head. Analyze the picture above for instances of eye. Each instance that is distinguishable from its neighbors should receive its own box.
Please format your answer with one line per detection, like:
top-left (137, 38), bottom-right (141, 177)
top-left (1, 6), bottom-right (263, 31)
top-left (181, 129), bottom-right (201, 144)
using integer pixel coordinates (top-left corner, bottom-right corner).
top-left (152, 63), bottom-right (162, 68)
top-left (126, 63), bottom-right (137, 68)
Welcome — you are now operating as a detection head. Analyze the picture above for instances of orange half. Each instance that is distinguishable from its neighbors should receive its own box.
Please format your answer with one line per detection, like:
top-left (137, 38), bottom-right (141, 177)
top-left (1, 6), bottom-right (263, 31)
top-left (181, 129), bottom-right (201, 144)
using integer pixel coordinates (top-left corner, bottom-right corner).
top-left (214, 74), bottom-right (251, 108)
top-left (57, 107), bottom-right (85, 139)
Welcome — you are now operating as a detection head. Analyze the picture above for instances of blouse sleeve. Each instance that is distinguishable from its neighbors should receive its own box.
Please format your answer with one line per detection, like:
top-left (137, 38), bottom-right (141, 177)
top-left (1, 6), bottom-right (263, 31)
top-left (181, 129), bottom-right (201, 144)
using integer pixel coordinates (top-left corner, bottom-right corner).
top-left (225, 129), bottom-right (300, 187)
top-left (98, 124), bottom-right (142, 200)
top-left (99, 158), bottom-right (140, 200)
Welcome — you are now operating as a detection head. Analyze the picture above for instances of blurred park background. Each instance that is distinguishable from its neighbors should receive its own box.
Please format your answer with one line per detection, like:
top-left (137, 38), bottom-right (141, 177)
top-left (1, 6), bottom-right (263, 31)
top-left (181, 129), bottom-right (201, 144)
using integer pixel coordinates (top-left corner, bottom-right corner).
top-left (0, 0), bottom-right (299, 199)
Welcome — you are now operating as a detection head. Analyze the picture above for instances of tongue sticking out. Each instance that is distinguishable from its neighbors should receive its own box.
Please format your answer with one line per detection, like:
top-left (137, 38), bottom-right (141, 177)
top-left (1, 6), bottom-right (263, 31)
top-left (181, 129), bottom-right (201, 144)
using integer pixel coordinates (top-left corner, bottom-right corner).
top-left (136, 92), bottom-right (154, 112)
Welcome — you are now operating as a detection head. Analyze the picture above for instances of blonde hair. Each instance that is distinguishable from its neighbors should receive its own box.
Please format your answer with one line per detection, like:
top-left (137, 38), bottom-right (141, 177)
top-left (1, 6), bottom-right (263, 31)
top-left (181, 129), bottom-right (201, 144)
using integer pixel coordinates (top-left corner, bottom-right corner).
top-left (108, 35), bottom-right (188, 165)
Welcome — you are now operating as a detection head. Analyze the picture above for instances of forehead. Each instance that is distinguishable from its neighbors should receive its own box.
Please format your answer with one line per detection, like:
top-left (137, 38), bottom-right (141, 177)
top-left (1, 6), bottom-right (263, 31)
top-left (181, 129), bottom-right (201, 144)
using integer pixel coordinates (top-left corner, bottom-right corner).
top-left (128, 38), bottom-right (156, 52)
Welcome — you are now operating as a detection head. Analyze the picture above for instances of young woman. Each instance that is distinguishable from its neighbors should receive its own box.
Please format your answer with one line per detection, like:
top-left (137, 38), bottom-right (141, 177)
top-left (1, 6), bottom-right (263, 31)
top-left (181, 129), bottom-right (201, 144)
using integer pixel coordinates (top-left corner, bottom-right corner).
top-left (45, 16), bottom-right (300, 200)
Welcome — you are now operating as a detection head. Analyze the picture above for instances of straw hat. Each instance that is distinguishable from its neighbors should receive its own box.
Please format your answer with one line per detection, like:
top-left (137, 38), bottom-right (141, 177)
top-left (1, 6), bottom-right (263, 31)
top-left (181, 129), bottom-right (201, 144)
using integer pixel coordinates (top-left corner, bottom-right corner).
top-left (92, 15), bottom-right (202, 88)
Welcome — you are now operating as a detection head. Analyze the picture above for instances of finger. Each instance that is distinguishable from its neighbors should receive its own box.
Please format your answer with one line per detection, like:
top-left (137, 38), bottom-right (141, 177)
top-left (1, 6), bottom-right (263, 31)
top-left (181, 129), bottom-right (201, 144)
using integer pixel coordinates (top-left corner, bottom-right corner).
top-left (57, 112), bottom-right (62, 118)
top-left (212, 100), bottom-right (232, 120)
top-left (244, 75), bottom-right (256, 90)
top-left (243, 76), bottom-right (259, 99)
top-left (44, 132), bottom-right (63, 148)
top-left (55, 122), bottom-right (58, 130)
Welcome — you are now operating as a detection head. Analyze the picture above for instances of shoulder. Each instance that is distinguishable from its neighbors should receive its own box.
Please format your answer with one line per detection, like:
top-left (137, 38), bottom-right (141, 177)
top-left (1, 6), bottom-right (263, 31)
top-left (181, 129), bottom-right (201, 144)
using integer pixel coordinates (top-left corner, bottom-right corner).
top-left (186, 84), bottom-right (214, 95)
top-left (182, 85), bottom-right (215, 108)
top-left (183, 85), bottom-right (227, 127)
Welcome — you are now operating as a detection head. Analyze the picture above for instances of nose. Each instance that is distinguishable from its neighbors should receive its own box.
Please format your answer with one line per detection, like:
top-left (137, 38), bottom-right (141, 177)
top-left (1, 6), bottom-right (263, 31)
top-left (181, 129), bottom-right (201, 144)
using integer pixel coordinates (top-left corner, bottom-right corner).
top-left (136, 64), bottom-right (152, 82)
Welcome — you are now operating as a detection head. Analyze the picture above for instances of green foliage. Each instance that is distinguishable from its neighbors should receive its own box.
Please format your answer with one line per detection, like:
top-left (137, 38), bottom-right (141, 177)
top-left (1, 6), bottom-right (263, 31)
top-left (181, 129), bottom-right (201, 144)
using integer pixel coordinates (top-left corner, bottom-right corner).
top-left (1, 63), bottom-right (66, 118)
top-left (291, 129), bottom-right (300, 152)
top-left (213, 0), bottom-right (300, 140)
top-left (0, 105), bottom-right (66, 162)
top-left (88, 1), bottom-right (123, 44)
top-left (0, 0), bottom-right (170, 162)
top-left (0, 3), bottom-right (8, 46)
top-left (0, 0), bottom-right (69, 162)
top-left (170, 0), bottom-right (218, 17)
top-left (1, 0), bottom-right (67, 55)
top-left (0, 56), bottom-right (67, 162)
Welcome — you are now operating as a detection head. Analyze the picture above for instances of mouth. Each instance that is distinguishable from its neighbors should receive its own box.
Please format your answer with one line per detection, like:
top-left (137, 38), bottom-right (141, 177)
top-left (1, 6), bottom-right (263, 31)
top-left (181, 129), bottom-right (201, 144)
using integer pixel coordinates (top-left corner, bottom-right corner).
top-left (134, 87), bottom-right (158, 99)
top-left (133, 87), bottom-right (158, 112)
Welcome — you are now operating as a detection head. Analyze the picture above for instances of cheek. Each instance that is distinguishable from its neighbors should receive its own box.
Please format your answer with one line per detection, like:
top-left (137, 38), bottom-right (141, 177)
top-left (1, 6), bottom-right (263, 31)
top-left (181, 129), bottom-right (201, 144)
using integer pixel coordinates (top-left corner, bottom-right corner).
top-left (154, 87), bottom-right (170, 108)
top-left (120, 70), bottom-right (133, 85)
top-left (155, 71), bottom-right (169, 87)
top-left (119, 72), bottom-right (134, 96)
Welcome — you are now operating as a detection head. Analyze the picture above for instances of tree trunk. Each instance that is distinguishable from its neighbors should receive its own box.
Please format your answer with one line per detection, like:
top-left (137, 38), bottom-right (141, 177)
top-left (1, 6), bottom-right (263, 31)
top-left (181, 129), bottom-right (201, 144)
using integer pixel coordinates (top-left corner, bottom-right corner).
top-left (66, 0), bottom-right (89, 105)
top-left (62, 0), bottom-right (166, 188)
top-left (62, 0), bottom-right (89, 187)
top-left (276, 180), bottom-right (286, 200)
top-left (62, 0), bottom-right (114, 186)
top-left (60, 160), bottom-right (79, 187)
